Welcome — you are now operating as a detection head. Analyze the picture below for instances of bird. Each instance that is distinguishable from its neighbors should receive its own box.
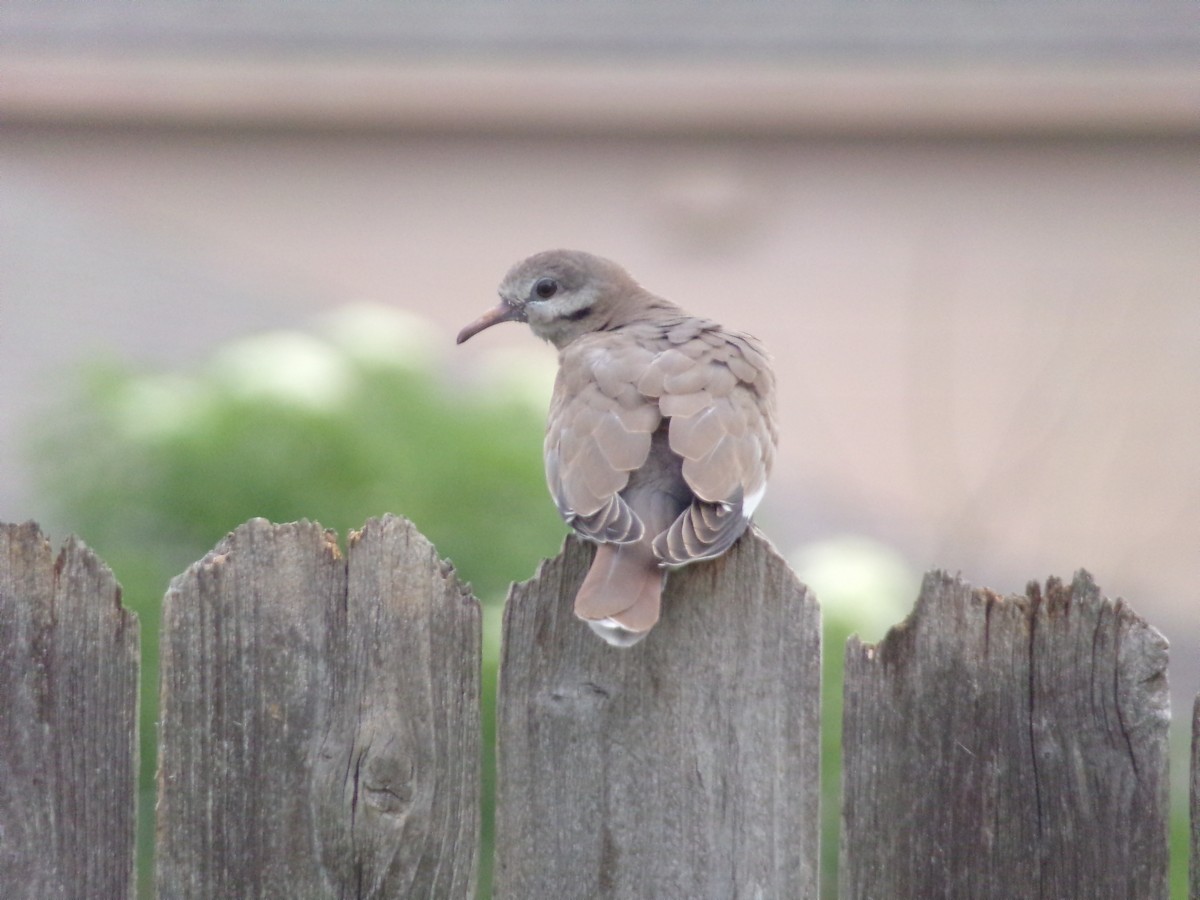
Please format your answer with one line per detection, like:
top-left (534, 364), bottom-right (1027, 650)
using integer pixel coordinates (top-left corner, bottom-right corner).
top-left (457, 250), bottom-right (776, 647)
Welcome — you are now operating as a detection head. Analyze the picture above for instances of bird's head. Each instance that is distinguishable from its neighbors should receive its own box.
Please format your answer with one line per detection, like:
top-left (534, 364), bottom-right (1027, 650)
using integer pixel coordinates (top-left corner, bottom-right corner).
top-left (457, 250), bottom-right (646, 349)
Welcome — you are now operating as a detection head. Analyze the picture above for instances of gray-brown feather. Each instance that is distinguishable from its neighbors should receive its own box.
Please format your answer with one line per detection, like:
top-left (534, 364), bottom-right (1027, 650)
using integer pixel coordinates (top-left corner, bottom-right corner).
top-left (545, 313), bottom-right (775, 568)
top-left (467, 249), bottom-right (777, 642)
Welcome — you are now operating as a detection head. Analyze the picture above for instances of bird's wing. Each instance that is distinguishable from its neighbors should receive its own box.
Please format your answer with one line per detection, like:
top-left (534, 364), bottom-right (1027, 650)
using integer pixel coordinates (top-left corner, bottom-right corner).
top-left (636, 319), bottom-right (777, 565)
top-left (545, 335), bottom-right (663, 543)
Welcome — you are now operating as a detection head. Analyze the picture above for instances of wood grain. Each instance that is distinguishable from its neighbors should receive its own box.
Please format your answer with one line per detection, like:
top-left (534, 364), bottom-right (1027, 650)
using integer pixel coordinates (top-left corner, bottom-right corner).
top-left (494, 529), bottom-right (821, 899)
top-left (0, 522), bottom-right (139, 899)
top-left (841, 570), bottom-right (1170, 900)
top-left (155, 516), bottom-right (480, 898)
top-left (1192, 693), bottom-right (1199, 900)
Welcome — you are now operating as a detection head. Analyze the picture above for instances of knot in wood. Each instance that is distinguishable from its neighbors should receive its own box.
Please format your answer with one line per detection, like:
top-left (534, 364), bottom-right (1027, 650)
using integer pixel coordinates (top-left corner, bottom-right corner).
top-left (359, 752), bottom-right (415, 817)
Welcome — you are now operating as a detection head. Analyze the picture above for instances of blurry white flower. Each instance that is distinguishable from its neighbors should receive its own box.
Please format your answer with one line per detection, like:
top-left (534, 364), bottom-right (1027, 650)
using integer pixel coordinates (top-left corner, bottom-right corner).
top-left (209, 331), bottom-right (353, 411)
top-left (114, 373), bottom-right (215, 441)
top-left (319, 302), bottom-right (443, 370)
top-left (790, 536), bottom-right (918, 642)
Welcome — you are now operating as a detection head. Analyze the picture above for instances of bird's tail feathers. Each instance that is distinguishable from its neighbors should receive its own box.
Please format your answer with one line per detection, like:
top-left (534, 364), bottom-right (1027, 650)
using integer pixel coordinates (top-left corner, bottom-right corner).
top-left (573, 542), bottom-right (664, 647)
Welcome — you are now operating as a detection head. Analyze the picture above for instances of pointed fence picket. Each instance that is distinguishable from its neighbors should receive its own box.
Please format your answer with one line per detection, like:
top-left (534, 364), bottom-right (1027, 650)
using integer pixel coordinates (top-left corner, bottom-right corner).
top-left (155, 517), bottom-right (480, 898)
top-left (841, 571), bottom-right (1170, 898)
top-left (0, 523), bottom-right (139, 899)
top-left (0, 517), bottom-right (1193, 898)
top-left (494, 531), bottom-right (821, 897)
top-left (1193, 695), bottom-right (1200, 900)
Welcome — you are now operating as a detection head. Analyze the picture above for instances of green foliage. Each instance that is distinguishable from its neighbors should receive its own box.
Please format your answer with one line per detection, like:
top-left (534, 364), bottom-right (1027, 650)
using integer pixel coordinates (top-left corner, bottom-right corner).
top-left (35, 311), bottom-right (566, 604)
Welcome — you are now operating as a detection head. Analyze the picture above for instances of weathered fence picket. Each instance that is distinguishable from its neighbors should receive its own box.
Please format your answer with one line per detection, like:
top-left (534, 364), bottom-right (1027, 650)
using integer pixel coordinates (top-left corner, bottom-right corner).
top-left (0, 516), bottom-right (1197, 898)
top-left (155, 516), bottom-right (480, 898)
top-left (841, 571), bottom-right (1171, 900)
top-left (0, 522), bottom-right (139, 899)
top-left (494, 530), bottom-right (821, 898)
top-left (1193, 695), bottom-right (1199, 900)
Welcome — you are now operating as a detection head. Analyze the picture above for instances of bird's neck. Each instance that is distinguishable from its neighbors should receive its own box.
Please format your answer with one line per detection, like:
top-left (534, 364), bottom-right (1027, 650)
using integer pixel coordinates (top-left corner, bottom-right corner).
top-left (551, 292), bottom-right (684, 349)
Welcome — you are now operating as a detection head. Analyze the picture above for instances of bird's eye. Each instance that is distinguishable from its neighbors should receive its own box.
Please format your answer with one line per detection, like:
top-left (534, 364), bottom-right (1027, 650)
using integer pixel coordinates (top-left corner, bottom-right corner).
top-left (533, 278), bottom-right (559, 300)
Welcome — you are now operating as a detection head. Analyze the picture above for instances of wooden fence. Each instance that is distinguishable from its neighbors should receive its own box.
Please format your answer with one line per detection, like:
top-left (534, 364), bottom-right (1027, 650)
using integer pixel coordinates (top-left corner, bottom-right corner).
top-left (0, 515), bottom-right (1194, 898)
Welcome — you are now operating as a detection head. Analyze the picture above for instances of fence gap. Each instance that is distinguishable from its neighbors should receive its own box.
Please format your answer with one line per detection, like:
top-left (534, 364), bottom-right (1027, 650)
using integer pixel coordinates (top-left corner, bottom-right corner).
top-left (841, 570), bottom-right (1171, 899)
top-left (154, 516), bottom-right (480, 898)
top-left (0, 522), bottom-right (139, 898)
top-left (493, 529), bottom-right (821, 898)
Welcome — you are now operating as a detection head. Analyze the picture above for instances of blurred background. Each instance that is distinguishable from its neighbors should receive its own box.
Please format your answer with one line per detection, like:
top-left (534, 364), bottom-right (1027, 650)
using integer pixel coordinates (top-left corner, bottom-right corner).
top-left (3, 2), bottom-right (1199, 896)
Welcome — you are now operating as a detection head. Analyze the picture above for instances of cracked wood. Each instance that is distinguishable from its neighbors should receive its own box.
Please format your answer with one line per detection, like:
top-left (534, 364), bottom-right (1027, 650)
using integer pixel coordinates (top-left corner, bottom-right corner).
top-left (494, 529), bottom-right (820, 899)
top-left (0, 522), bottom-right (139, 899)
top-left (155, 516), bottom-right (480, 899)
top-left (1192, 694), bottom-right (1199, 900)
top-left (841, 570), bottom-right (1170, 900)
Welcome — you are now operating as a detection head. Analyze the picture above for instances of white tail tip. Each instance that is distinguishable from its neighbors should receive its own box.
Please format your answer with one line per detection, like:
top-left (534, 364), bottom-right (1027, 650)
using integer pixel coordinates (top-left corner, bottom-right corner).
top-left (587, 617), bottom-right (650, 647)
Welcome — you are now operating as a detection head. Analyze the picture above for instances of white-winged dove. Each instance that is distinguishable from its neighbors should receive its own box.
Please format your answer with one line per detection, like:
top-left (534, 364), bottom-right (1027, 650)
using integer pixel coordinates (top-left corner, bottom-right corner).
top-left (457, 250), bottom-right (777, 646)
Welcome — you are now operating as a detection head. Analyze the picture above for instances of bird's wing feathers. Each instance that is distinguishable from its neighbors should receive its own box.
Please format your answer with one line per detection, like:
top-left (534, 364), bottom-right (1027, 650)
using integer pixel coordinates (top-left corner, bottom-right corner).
top-left (546, 319), bottom-right (775, 564)
top-left (640, 322), bottom-right (777, 564)
top-left (545, 337), bottom-right (661, 542)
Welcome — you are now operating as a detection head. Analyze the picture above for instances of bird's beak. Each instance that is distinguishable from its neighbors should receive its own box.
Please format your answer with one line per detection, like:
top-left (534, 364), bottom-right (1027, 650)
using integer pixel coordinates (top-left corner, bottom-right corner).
top-left (456, 300), bottom-right (526, 344)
